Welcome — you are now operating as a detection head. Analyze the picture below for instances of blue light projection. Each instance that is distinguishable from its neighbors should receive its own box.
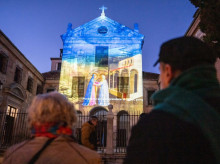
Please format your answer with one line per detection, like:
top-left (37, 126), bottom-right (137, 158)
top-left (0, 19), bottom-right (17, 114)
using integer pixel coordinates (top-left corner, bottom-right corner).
top-left (59, 8), bottom-right (144, 113)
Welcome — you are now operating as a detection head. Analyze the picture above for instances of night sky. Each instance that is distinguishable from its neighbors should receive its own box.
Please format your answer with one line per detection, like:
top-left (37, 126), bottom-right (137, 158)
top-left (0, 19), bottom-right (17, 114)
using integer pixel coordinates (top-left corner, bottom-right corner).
top-left (0, 0), bottom-right (196, 73)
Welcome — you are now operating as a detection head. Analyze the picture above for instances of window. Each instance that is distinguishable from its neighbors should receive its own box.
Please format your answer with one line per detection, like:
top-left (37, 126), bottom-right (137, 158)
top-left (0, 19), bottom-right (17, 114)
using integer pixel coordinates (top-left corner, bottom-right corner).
top-left (72, 77), bottom-right (85, 98)
top-left (95, 46), bottom-right (108, 67)
top-left (98, 26), bottom-right (108, 34)
top-left (47, 88), bottom-right (55, 93)
top-left (57, 62), bottom-right (61, 71)
top-left (119, 77), bottom-right (129, 98)
top-left (0, 52), bottom-right (8, 74)
top-left (27, 77), bottom-right (33, 93)
top-left (114, 72), bottom-right (119, 89)
top-left (134, 74), bottom-right (138, 93)
top-left (78, 77), bottom-right (85, 97)
top-left (120, 70), bottom-right (129, 97)
top-left (36, 85), bottom-right (43, 95)
top-left (130, 70), bottom-right (138, 94)
top-left (147, 90), bottom-right (156, 105)
top-left (14, 67), bottom-right (22, 84)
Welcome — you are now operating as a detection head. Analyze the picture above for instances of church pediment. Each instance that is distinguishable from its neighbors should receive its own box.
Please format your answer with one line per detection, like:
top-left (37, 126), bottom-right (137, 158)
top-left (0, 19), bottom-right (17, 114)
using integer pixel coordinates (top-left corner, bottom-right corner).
top-left (61, 16), bottom-right (144, 41)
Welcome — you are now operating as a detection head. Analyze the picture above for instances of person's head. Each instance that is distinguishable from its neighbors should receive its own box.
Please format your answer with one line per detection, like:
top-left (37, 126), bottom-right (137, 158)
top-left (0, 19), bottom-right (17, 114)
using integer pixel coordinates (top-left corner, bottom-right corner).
top-left (154, 37), bottom-right (217, 89)
top-left (90, 116), bottom-right (98, 126)
top-left (28, 91), bottom-right (77, 128)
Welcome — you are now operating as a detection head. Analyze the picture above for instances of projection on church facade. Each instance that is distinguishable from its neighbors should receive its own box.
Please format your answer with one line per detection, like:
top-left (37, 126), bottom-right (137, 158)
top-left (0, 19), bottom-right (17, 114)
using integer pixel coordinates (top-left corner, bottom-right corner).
top-left (59, 7), bottom-right (144, 113)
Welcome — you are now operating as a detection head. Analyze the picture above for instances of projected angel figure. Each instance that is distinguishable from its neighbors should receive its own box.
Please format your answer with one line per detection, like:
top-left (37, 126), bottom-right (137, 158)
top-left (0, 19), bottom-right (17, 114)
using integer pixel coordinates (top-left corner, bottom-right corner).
top-left (96, 75), bottom-right (110, 106)
top-left (83, 74), bottom-right (98, 106)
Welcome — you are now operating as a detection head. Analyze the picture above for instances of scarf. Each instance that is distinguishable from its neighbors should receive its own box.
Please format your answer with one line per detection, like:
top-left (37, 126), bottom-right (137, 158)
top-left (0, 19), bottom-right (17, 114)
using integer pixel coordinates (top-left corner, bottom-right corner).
top-left (152, 65), bottom-right (220, 163)
top-left (31, 123), bottom-right (73, 138)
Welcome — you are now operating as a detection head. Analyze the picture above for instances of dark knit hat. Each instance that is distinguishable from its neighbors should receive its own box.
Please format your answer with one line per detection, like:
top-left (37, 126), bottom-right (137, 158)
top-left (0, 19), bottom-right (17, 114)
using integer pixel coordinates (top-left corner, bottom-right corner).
top-left (153, 37), bottom-right (217, 70)
top-left (90, 116), bottom-right (98, 120)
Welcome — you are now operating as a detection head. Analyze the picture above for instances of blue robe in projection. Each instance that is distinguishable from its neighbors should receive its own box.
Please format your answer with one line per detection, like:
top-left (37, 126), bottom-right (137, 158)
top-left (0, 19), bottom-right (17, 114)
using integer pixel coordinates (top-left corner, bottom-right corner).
top-left (83, 75), bottom-right (95, 106)
top-left (98, 79), bottom-right (110, 106)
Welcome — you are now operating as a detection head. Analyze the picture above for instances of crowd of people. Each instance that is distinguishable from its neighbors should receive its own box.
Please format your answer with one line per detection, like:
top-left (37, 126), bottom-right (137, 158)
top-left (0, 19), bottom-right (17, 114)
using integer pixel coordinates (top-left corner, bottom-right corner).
top-left (2, 36), bottom-right (220, 164)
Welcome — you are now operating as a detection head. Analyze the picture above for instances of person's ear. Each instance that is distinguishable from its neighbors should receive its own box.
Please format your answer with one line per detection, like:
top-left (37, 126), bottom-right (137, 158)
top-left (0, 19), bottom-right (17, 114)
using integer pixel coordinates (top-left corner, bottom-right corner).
top-left (164, 64), bottom-right (174, 83)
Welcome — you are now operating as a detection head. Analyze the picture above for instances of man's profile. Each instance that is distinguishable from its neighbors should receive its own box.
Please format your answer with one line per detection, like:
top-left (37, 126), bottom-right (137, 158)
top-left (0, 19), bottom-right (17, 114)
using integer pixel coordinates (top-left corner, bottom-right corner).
top-left (124, 37), bottom-right (220, 164)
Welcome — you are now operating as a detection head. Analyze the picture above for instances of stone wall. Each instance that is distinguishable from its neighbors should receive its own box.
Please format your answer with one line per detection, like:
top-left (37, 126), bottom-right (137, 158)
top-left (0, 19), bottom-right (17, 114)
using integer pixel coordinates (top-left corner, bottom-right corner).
top-left (0, 30), bottom-right (44, 113)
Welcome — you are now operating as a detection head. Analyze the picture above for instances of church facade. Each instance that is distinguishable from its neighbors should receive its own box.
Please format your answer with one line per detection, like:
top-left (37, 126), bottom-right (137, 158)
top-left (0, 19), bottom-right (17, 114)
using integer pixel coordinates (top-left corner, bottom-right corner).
top-left (59, 8), bottom-right (144, 115)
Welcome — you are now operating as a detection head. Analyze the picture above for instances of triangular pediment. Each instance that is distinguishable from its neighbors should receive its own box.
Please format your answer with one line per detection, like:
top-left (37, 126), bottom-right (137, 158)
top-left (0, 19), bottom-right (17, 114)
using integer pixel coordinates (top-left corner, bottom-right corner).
top-left (61, 16), bottom-right (144, 40)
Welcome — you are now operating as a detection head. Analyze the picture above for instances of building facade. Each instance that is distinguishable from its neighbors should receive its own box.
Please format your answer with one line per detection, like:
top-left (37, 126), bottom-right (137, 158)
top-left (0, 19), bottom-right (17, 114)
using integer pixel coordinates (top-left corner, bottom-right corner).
top-left (42, 50), bottom-right (62, 93)
top-left (143, 72), bottom-right (159, 113)
top-left (59, 9), bottom-right (144, 115)
top-left (185, 9), bottom-right (220, 82)
top-left (0, 30), bottom-right (44, 147)
top-left (0, 30), bottom-right (44, 113)
top-left (0, 9), bottom-right (159, 155)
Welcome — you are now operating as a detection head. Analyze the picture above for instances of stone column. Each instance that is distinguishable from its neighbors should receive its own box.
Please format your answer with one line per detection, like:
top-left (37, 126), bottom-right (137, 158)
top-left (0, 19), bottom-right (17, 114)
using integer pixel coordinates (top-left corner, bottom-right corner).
top-left (106, 104), bottom-right (114, 154)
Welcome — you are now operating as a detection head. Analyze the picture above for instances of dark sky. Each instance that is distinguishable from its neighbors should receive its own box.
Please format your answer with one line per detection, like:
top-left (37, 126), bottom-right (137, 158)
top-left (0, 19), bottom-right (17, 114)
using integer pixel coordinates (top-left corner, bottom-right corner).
top-left (0, 0), bottom-right (196, 73)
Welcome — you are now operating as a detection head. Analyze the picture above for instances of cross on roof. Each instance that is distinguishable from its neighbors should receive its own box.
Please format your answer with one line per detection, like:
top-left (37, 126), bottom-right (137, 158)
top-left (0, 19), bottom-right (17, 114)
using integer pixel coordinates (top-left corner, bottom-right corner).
top-left (99, 5), bottom-right (107, 16)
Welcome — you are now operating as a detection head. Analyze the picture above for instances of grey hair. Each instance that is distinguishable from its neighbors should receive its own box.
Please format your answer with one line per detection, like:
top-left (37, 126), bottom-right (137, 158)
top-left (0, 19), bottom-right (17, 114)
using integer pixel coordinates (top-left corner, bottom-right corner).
top-left (28, 91), bottom-right (77, 128)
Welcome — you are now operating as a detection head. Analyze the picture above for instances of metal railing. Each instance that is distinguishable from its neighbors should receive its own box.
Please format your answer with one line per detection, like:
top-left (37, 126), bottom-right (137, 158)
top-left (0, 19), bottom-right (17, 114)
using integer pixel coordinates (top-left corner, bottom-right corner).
top-left (114, 112), bottom-right (140, 153)
top-left (73, 113), bottom-right (107, 153)
top-left (0, 112), bottom-right (30, 149)
top-left (0, 111), bottom-right (141, 155)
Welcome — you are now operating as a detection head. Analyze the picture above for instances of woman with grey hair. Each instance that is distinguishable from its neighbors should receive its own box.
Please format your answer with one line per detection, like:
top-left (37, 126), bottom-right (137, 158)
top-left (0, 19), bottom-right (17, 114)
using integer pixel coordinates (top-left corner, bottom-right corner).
top-left (3, 92), bottom-right (101, 164)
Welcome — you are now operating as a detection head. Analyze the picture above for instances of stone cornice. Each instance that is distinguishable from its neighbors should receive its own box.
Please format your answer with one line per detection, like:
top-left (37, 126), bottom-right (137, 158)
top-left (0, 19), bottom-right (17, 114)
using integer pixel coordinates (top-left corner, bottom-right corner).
top-left (185, 9), bottom-right (200, 36)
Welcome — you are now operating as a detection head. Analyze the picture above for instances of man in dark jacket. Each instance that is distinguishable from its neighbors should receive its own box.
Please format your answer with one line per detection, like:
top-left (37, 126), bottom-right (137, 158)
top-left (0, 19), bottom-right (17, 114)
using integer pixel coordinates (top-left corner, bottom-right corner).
top-left (81, 116), bottom-right (98, 150)
top-left (124, 37), bottom-right (220, 164)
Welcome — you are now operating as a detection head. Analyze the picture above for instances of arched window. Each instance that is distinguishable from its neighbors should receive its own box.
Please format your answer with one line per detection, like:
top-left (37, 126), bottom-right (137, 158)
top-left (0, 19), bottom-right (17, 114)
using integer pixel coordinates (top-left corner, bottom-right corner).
top-left (130, 69), bottom-right (138, 94)
top-left (114, 72), bottom-right (119, 90)
top-left (120, 69), bottom-right (129, 98)
top-left (90, 106), bottom-right (108, 119)
top-left (134, 74), bottom-right (138, 92)
top-left (117, 110), bottom-right (130, 147)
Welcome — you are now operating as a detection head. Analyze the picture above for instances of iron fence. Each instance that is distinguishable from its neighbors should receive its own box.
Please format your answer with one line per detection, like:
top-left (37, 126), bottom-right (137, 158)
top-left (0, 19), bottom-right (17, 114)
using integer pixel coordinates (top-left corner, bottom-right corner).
top-left (114, 112), bottom-right (140, 153)
top-left (73, 112), bottom-right (107, 153)
top-left (0, 111), bottom-right (141, 155)
top-left (0, 112), bottom-right (30, 149)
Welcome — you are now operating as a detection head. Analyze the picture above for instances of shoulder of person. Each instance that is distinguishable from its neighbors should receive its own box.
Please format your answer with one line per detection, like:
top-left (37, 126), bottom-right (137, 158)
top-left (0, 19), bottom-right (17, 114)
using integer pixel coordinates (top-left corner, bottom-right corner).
top-left (82, 122), bottom-right (94, 129)
top-left (65, 139), bottom-right (101, 162)
top-left (82, 121), bottom-right (91, 127)
top-left (135, 110), bottom-right (206, 138)
top-left (3, 139), bottom-right (31, 161)
top-left (138, 110), bottom-right (181, 124)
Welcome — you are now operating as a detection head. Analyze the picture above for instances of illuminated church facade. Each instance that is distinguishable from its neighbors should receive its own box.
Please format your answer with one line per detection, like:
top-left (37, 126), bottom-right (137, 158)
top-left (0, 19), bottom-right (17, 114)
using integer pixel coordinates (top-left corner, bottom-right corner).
top-left (59, 7), bottom-right (144, 114)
